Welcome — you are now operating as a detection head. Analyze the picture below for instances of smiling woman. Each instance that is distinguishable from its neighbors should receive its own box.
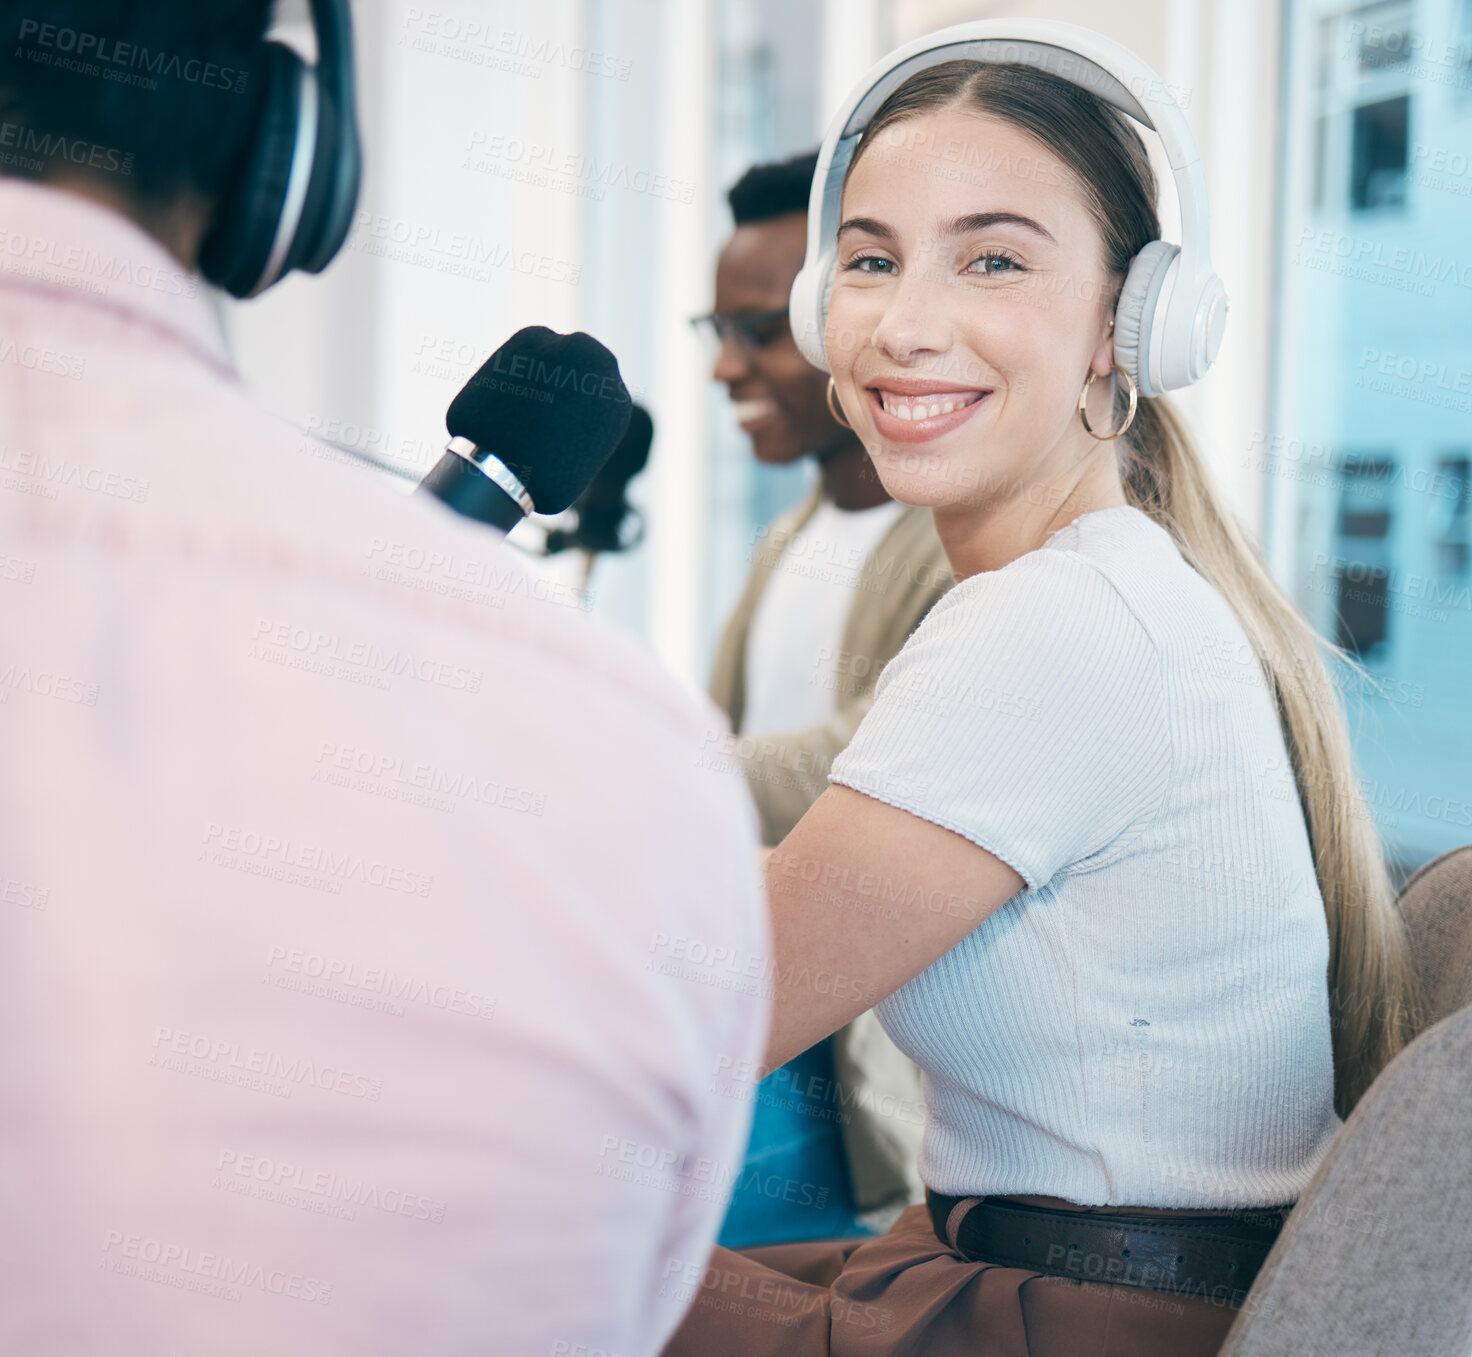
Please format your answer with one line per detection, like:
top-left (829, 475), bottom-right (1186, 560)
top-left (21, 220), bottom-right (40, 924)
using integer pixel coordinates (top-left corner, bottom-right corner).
top-left (826, 99), bottom-right (1129, 559)
top-left (662, 31), bottom-right (1422, 1357)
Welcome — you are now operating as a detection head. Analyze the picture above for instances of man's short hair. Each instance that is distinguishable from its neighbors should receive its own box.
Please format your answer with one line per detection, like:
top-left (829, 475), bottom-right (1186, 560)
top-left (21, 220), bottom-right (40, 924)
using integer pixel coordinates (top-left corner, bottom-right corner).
top-left (0, 0), bottom-right (272, 207)
top-left (726, 150), bottom-right (819, 227)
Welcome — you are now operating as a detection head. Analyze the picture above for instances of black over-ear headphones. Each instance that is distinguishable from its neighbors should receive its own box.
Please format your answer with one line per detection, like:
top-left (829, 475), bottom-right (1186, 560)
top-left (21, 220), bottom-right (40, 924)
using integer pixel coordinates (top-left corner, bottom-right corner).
top-left (200, 0), bottom-right (362, 299)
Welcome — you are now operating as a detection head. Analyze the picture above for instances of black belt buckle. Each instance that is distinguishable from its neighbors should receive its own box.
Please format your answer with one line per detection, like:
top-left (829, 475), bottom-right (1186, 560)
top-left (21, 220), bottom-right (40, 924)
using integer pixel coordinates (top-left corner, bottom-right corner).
top-left (929, 1192), bottom-right (1286, 1308)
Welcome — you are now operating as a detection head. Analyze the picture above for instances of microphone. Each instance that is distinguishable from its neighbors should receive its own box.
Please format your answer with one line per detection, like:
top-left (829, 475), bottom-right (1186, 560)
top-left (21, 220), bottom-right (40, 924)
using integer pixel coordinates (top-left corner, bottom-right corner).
top-left (417, 326), bottom-right (633, 534)
top-left (542, 403), bottom-right (653, 556)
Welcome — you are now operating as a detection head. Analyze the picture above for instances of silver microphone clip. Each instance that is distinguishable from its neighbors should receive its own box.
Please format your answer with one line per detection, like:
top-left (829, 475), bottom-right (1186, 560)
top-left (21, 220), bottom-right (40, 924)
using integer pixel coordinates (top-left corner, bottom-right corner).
top-left (445, 436), bottom-right (535, 517)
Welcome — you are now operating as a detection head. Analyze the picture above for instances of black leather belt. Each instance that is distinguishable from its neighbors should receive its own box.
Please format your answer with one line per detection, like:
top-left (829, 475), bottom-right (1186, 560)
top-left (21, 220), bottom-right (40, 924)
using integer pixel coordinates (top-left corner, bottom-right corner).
top-left (927, 1191), bottom-right (1288, 1308)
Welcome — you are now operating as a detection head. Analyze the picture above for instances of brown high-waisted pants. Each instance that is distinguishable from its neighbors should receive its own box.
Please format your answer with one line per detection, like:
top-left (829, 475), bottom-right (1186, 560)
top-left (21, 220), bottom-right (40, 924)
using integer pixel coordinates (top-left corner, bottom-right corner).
top-left (661, 1202), bottom-right (1252, 1356)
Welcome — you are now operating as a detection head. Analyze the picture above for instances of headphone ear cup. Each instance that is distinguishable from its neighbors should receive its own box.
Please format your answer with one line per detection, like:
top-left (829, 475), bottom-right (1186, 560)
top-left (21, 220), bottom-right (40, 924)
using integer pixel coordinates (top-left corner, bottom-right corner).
top-left (1111, 239), bottom-right (1178, 400)
top-left (199, 41), bottom-right (305, 299)
top-left (789, 249), bottom-right (836, 372)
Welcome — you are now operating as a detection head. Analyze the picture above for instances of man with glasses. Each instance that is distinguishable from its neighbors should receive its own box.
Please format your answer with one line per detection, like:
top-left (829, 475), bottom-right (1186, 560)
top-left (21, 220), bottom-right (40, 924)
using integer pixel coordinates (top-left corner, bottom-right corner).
top-left (694, 152), bottom-right (953, 1249)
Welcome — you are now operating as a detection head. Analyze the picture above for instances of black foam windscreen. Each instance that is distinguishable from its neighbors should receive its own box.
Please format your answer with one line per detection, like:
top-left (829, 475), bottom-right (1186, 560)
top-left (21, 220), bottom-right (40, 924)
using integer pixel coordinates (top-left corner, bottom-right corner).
top-left (446, 327), bottom-right (633, 516)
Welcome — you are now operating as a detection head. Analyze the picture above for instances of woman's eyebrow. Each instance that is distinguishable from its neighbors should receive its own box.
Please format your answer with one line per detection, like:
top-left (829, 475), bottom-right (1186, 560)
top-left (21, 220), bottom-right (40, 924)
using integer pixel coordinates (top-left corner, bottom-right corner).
top-left (946, 211), bottom-right (1057, 243)
top-left (837, 211), bottom-right (1057, 245)
top-left (837, 216), bottom-right (894, 241)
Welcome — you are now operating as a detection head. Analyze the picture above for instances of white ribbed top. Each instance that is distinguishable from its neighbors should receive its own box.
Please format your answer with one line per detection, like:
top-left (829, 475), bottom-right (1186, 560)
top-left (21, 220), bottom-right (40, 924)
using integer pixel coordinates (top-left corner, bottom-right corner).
top-left (830, 505), bottom-right (1342, 1208)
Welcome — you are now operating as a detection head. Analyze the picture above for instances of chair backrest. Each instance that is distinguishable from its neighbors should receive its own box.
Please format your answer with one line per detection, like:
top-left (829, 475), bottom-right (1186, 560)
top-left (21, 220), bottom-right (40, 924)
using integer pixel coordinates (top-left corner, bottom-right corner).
top-left (1218, 1003), bottom-right (1472, 1356)
top-left (1219, 845), bottom-right (1472, 1356)
top-left (1397, 845), bottom-right (1472, 1029)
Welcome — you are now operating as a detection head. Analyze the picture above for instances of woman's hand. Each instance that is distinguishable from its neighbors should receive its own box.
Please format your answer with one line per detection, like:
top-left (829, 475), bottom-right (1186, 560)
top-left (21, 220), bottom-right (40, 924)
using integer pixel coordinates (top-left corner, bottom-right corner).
top-left (761, 784), bottom-right (1025, 1069)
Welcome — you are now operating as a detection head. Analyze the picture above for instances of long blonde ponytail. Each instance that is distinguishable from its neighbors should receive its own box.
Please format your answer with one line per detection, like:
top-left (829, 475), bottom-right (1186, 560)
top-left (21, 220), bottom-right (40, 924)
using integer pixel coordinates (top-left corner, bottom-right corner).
top-left (1121, 396), bottom-right (1423, 1115)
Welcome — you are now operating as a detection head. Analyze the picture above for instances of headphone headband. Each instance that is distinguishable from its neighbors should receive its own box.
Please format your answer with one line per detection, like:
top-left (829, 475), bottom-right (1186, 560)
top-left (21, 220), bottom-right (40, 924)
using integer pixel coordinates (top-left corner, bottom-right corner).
top-left (790, 19), bottom-right (1228, 397)
top-left (299, 0), bottom-right (361, 274)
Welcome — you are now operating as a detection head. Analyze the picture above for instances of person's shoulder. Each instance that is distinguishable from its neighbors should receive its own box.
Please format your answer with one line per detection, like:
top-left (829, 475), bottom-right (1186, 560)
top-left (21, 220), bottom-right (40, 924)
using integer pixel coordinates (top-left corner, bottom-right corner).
top-left (1044, 505), bottom-right (1225, 655)
top-left (922, 509), bottom-right (1163, 637)
top-left (305, 484), bottom-right (731, 752)
top-left (83, 380), bottom-right (729, 754)
top-left (1042, 503), bottom-right (1178, 572)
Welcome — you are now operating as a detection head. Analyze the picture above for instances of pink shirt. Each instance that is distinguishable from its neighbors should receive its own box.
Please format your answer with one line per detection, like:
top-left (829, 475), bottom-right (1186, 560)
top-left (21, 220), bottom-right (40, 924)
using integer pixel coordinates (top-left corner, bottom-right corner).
top-left (0, 178), bottom-right (769, 1356)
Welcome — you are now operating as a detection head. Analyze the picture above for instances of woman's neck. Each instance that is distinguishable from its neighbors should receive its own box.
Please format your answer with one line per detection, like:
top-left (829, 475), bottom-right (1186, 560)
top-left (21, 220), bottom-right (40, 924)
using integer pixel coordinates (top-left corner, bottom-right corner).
top-left (933, 456), bottom-right (1129, 580)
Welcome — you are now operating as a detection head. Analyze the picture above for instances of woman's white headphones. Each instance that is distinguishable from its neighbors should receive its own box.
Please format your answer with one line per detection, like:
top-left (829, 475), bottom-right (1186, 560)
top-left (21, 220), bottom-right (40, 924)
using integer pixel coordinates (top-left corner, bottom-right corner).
top-left (788, 19), bottom-right (1228, 398)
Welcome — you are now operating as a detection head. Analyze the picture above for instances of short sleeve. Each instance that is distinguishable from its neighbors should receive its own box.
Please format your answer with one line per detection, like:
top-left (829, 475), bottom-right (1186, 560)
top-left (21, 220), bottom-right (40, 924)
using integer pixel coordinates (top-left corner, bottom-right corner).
top-left (829, 547), bottom-right (1170, 893)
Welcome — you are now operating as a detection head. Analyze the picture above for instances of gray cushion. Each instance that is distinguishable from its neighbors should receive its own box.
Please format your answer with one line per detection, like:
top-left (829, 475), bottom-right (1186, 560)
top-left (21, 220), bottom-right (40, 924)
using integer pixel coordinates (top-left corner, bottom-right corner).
top-left (1219, 1004), bottom-right (1472, 1356)
top-left (1398, 846), bottom-right (1472, 1029)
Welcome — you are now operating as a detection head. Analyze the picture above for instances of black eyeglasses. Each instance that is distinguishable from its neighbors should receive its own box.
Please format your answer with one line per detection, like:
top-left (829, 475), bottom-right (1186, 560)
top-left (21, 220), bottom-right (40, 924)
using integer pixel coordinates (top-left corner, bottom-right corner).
top-left (689, 306), bottom-right (791, 351)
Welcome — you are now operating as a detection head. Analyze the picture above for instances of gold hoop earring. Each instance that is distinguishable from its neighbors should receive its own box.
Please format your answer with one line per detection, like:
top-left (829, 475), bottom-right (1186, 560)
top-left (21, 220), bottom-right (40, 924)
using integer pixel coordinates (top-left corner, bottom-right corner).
top-left (1078, 363), bottom-right (1138, 441)
top-left (826, 376), bottom-right (853, 430)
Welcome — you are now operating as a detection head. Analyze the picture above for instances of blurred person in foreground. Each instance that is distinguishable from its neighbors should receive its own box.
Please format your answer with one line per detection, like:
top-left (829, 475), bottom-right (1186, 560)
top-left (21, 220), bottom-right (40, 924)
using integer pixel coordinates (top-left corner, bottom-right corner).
top-left (0, 3), bottom-right (767, 1353)
top-left (695, 153), bottom-right (953, 1250)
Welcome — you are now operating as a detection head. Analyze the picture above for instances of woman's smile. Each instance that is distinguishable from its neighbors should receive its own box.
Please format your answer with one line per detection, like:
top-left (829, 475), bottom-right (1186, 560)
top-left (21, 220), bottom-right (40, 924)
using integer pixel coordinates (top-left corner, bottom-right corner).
top-left (866, 378), bottom-right (992, 443)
